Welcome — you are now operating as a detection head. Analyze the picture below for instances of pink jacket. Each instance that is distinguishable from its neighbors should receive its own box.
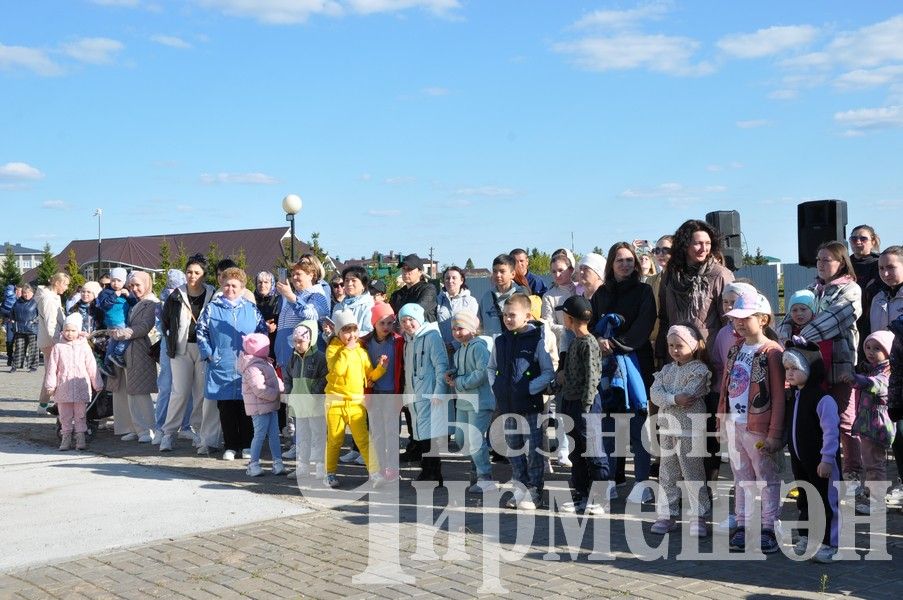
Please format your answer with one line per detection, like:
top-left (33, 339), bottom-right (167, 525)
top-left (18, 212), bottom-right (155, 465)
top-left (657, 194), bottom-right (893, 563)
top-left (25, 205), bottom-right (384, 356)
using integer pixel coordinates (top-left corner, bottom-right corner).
top-left (238, 353), bottom-right (284, 416)
top-left (44, 339), bottom-right (103, 404)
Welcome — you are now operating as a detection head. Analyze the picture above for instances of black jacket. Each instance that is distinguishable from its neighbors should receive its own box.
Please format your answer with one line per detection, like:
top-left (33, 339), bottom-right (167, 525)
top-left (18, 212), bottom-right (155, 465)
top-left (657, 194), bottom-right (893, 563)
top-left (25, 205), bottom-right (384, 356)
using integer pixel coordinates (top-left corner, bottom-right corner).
top-left (590, 273), bottom-right (656, 386)
top-left (390, 280), bottom-right (438, 322)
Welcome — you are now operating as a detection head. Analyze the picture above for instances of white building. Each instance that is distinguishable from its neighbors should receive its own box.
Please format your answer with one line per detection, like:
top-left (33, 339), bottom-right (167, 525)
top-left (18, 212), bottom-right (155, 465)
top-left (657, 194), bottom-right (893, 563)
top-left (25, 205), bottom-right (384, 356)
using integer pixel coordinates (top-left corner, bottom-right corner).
top-left (3, 243), bottom-right (43, 274)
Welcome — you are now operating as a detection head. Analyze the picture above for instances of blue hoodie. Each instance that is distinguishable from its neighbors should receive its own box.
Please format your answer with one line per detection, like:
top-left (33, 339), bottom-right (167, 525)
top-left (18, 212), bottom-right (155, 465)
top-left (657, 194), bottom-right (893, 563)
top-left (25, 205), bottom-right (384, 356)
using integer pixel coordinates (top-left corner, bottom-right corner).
top-left (196, 294), bottom-right (266, 401)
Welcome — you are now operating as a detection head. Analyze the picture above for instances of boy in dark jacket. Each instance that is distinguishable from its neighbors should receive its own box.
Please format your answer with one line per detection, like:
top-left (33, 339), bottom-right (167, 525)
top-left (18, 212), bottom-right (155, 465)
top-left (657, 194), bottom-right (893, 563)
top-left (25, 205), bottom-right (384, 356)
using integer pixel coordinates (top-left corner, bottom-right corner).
top-left (488, 293), bottom-right (555, 510)
top-left (284, 320), bottom-right (328, 479)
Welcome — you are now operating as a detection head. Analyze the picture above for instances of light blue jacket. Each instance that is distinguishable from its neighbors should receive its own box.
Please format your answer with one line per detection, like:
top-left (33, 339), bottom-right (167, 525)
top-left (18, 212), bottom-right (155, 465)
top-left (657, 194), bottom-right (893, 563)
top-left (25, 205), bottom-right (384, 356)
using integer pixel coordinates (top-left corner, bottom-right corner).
top-left (403, 321), bottom-right (450, 440)
top-left (437, 289), bottom-right (479, 349)
top-left (478, 283), bottom-right (526, 338)
top-left (332, 292), bottom-right (374, 335)
top-left (452, 335), bottom-right (495, 412)
top-left (196, 295), bottom-right (265, 401)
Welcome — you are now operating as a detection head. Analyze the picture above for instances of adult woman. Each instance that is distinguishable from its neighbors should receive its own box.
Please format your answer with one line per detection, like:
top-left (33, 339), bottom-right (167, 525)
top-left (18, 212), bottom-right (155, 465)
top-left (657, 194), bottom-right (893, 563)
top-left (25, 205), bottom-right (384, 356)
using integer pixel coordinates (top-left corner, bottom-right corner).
top-left (436, 266), bottom-right (479, 353)
top-left (638, 249), bottom-right (657, 281)
top-left (10, 284), bottom-right (38, 372)
top-left (390, 254), bottom-right (437, 322)
top-left (108, 271), bottom-right (160, 443)
top-left (655, 220), bottom-right (733, 359)
top-left (778, 241), bottom-right (862, 486)
top-left (591, 242), bottom-right (657, 504)
top-left (36, 272), bottom-right (70, 406)
top-left (68, 282), bottom-right (104, 333)
top-left (577, 253), bottom-right (606, 300)
top-left (161, 256), bottom-right (218, 453)
top-left (274, 259), bottom-right (330, 379)
top-left (196, 267), bottom-right (266, 460)
top-left (850, 225), bottom-right (881, 363)
top-left (329, 273), bottom-right (345, 307)
top-left (254, 271), bottom-right (281, 358)
top-left (647, 235), bottom-right (673, 356)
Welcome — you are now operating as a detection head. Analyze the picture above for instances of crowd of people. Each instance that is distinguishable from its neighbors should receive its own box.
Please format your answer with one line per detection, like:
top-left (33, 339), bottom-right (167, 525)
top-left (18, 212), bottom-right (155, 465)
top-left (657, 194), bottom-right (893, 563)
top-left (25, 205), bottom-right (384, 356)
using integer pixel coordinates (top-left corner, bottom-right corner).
top-left (2, 219), bottom-right (901, 564)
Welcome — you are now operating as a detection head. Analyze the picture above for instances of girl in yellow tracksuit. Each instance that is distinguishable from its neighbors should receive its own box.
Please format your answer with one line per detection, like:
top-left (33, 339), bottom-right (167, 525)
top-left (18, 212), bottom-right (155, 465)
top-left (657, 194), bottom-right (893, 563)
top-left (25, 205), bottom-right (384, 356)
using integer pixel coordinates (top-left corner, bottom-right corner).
top-left (324, 310), bottom-right (387, 487)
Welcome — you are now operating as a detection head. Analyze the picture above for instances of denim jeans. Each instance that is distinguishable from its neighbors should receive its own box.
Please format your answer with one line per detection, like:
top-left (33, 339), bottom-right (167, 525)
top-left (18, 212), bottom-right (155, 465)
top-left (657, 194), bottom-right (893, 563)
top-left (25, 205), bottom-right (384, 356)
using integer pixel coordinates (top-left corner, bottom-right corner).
top-left (504, 412), bottom-right (545, 493)
top-left (563, 394), bottom-right (609, 500)
top-left (601, 409), bottom-right (651, 484)
top-left (250, 412), bottom-right (281, 464)
top-left (105, 326), bottom-right (129, 364)
top-left (455, 407), bottom-right (494, 480)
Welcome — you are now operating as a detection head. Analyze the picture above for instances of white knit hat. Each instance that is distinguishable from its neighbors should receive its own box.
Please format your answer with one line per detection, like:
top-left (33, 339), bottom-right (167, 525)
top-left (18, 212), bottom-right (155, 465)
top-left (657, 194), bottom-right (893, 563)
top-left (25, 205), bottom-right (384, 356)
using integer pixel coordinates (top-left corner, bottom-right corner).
top-left (63, 312), bottom-right (83, 331)
top-left (578, 253), bottom-right (607, 280)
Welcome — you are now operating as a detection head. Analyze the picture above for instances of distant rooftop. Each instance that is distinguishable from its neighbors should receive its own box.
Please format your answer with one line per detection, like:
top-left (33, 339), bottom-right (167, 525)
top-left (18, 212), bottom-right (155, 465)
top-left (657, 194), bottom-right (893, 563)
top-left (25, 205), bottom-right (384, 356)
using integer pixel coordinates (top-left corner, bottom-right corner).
top-left (3, 243), bottom-right (42, 255)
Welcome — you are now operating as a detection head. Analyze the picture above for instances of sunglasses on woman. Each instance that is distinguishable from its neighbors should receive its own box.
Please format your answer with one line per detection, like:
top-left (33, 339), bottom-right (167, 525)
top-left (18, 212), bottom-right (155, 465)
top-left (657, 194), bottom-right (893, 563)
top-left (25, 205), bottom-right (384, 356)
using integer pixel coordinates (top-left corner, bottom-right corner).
top-left (849, 236), bottom-right (870, 243)
top-left (651, 247), bottom-right (672, 256)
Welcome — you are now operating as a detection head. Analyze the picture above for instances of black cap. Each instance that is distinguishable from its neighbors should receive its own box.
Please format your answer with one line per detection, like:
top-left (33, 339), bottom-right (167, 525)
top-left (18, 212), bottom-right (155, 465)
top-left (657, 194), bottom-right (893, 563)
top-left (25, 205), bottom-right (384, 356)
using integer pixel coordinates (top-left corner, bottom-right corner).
top-left (555, 295), bottom-right (592, 321)
top-left (369, 280), bottom-right (387, 294)
top-left (399, 254), bottom-right (424, 270)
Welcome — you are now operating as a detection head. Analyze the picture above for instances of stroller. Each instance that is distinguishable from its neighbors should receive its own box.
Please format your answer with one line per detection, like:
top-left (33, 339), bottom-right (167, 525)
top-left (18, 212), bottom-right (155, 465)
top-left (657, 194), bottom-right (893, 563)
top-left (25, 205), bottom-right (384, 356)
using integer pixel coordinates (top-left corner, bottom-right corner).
top-left (48, 330), bottom-right (115, 439)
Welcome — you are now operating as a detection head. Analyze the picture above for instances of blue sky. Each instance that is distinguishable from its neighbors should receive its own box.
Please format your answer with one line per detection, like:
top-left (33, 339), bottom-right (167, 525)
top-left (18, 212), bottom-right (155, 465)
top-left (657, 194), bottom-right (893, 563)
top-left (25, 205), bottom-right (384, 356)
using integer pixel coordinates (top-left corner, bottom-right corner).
top-left (2, 0), bottom-right (901, 268)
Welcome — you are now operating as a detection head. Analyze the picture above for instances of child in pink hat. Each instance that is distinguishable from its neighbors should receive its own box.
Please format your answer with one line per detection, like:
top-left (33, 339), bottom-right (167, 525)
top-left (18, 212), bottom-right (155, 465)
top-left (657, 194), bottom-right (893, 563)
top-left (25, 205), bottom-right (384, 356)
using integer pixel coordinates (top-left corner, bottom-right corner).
top-left (239, 333), bottom-right (285, 476)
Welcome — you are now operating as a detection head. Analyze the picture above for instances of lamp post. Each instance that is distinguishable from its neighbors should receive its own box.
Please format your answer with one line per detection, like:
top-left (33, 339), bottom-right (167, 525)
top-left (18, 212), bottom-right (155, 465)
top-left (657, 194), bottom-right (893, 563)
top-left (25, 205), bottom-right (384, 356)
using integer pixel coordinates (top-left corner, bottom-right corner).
top-left (93, 208), bottom-right (102, 280)
top-left (282, 194), bottom-right (303, 263)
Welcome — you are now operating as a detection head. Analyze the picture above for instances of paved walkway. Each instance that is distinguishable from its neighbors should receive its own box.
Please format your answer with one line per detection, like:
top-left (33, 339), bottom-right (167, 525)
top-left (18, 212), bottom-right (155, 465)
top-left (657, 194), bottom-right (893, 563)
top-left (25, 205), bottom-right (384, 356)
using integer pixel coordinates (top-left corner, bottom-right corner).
top-left (1, 366), bottom-right (902, 599)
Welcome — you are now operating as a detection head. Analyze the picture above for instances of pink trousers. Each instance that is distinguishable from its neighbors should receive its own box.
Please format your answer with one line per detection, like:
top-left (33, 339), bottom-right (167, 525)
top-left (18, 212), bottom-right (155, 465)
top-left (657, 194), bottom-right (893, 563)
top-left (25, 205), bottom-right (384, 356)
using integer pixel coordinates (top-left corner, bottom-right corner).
top-left (58, 402), bottom-right (87, 435)
top-left (725, 419), bottom-right (781, 530)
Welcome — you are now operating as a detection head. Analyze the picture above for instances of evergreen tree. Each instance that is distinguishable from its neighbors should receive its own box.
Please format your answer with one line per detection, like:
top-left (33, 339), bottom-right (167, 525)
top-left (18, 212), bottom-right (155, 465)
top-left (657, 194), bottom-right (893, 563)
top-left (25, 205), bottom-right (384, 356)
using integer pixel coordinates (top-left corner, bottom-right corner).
top-left (528, 248), bottom-right (551, 275)
top-left (205, 242), bottom-right (223, 286)
top-left (464, 257), bottom-right (475, 270)
top-left (64, 249), bottom-right (85, 295)
top-left (1, 244), bottom-right (21, 286)
top-left (235, 247), bottom-right (248, 272)
top-left (175, 241), bottom-right (189, 270)
top-left (743, 247), bottom-right (769, 266)
top-left (309, 232), bottom-right (329, 264)
top-left (35, 243), bottom-right (59, 285)
top-left (159, 238), bottom-right (172, 273)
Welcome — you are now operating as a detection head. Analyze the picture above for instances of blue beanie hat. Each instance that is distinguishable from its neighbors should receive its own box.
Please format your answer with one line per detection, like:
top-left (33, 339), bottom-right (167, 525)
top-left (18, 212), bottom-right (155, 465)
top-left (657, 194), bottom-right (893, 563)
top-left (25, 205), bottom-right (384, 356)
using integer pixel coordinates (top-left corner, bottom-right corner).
top-left (788, 289), bottom-right (816, 313)
top-left (398, 303), bottom-right (425, 324)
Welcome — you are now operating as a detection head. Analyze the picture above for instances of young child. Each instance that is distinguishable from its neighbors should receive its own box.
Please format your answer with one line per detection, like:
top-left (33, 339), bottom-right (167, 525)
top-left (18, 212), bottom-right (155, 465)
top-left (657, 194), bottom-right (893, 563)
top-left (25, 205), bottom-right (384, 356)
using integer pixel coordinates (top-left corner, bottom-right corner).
top-left (96, 267), bottom-right (132, 375)
top-left (284, 321), bottom-right (328, 479)
top-left (400, 303), bottom-right (449, 484)
top-left (717, 291), bottom-right (785, 554)
top-left (445, 310), bottom-right (496, 493)
top-left (844, 331), bottom-right (895, 514)
top-left (361, 302), bottom-right (404, 483)
top-left (479, 254), bottom-right (527, 338)
top-left (649, 324), bottom-right (712, 536)
top-left (238, 333), bottom-right (285, 476)
top-left (554, 295), bottom-right (608, 515)
top-left (44, 314), bottom-right (103, 450)
top-left (489, 293), bottom-right (555, 510)
top-left (324, 309), bottom-right (387, 488)
top-left (783, 341), bottom-right (841, 563)
top-left (787, 289), bottom-right (835, 370)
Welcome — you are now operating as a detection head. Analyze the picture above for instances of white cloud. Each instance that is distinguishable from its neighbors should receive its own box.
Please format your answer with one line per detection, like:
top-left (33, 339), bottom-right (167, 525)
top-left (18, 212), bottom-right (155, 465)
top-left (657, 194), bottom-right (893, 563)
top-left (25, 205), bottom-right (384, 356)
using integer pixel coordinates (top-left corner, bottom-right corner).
top-left (554, 34), bottom-right (713, 76)
top-left (620, 182), bottom-right (727, 200)
top-left (706, 162), bottom-right (743, 172)
top-left (367, 209), bottom-right (401, 217)
top-left (41, 200), bottom-right (70, 210)
top-left (0, 42), bottom-right (62, 76)
top-left (199, 171), bottom-right (279, 184)
top-left (824, 15), bottom-right (903, 69)
top-left (452, 186), bottom-right (516, 198)
top-left (834, 65), bottom-right (903, 91)
top-left (194, 0), bottom-right (458, 24)
top-left (0, 162), bottom-right (44, 180)
top-left (736, 119), bottom-right (770, 129)
top-left (833, 105), bottom-right (903, 132)
top-left (422, 86), bottom-right (449, 96)
top-left (32, 233), bottom-right (58, 240)
top-left (768, 89), bottom-right (798, 100)
top-left (150, 35), bottom-right (193, 49)
top-left (717, 25), bottom-right (818, 59)
top-left (358, 173), bottom-right (372, 181)
top-left (384, 176), bottom-right (415, 185)
top-left (62, 37), bottom-right (124, 65)
top-left (573, 1), bottom-right (671, 30)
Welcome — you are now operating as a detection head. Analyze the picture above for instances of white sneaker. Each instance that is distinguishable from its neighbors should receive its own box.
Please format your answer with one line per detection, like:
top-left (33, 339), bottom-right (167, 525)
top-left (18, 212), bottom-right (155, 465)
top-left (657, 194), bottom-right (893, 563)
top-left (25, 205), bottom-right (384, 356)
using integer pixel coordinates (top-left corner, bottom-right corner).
top-left (557, 454), bottom-right (573, 468)
top-left (517, 495), bottom-right (538, 510)
top-left (247, 462), bottom-right (263, 477)
top-left (222, 450), bottom-right (236, 461)
top-left (241, 448), bottom-right (251, 459)
top-left (544, 458), bottom-right (554, 474)
top-left (370, 472), bottom-right (386, 488)
top-left (585, 503), bottom-right (607, 516)
top-left (626, 484), bottom-right (653, 504)
top-left (151, 429), bottom-right (163, 445)
top-left (282, 445), bottom-right (297, 460)
top-left (560, 500), bottom-right (587, 513)
top-left (120, 432), bottom-right (138, 442)
top-left (272, 461), bottom-right (286, 476)
top-left (885, 483), bottom-right (903, 506)
top-left (137, 432), bottom-right (154, 443)
top-left (468, 480), bottom-right (497, 493)
top-left (339, 450), bottom-right (361, 464)
top-left (282, 423), bottom-right (295, 437)
top-left (506, 486), bottom-right (527, 509)
top-left (314, 463), bottom-right (326, 479)
top-left (715, 514), bottom-right (738, 534)
top-left (178, 429), bottom-right (201, 446)
top-left (793, 535), bottom-right (809, 556)
top-left (293, 463), bottom-right (310, 478)
top-left (159, 434), bottom-right (174, 452)
top-left (812, 544), bottom-right (837, 564)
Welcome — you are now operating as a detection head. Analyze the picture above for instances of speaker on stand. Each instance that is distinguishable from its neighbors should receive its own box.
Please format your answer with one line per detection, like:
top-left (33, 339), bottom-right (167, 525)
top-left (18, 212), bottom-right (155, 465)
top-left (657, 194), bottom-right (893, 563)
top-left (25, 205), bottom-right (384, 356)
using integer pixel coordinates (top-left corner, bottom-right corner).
top-left (705, 210), bottom-right (742, 271)
top-left (797, 200), bottom-right (848, 267)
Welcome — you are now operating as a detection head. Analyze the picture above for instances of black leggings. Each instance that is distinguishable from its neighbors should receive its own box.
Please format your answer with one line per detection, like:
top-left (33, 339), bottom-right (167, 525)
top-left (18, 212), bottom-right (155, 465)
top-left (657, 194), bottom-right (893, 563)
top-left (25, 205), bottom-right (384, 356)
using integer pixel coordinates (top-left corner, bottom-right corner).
top-left (217, 401), bottom-right (253, 452)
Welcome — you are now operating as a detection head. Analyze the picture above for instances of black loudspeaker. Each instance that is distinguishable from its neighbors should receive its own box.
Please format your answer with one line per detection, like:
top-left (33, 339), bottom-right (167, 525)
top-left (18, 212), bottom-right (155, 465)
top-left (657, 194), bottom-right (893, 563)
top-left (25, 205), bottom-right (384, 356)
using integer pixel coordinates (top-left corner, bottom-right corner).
top-left (797, 200), bottom-right (848, 267)
top-left (705, 210), bottom-right (742, 271)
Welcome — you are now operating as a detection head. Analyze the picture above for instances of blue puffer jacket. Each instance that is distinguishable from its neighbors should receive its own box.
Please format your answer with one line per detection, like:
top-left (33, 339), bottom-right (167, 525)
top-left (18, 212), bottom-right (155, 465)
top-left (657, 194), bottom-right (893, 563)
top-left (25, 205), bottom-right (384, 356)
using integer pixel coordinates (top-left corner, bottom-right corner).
top-left (1, 284), bottom-right (16, 316)
top-left (452, 335), bottom-right (495, 412)
top-left (11, 297), bottom-right (39, 335)
top-left (404, 322), bottom-right (450, 440)
top-left (196, 295), bottom-right (266, 401)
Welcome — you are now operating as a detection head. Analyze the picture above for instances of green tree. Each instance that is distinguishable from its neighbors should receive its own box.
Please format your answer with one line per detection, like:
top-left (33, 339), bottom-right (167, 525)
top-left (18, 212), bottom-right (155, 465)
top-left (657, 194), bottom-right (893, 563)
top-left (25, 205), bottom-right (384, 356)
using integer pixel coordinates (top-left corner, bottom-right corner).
top-left (1, 244), bottom-right (21, 286)
top-left (35, 243), bottom-right (59, 286)
top-left (528, 247), bottom-right (551, 276)
top-left (64, 249), bottom-right (86, 295)
top-left (309, 231), bottom-right (329, 264)
top-left (591, 246), bottom-right (605, 255)
top-left (159, 238), bottom-right (172, 273)
top-left (743, 247), bottom-right (769, 266)
top-left (235, 247), bottom-right (248, 273)
top-left (205, 242), bottom-right (223, 286)
top-left (175, 241), bottom-right (189, 271)
top-left (464, 257), bottom-right (475, 270)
